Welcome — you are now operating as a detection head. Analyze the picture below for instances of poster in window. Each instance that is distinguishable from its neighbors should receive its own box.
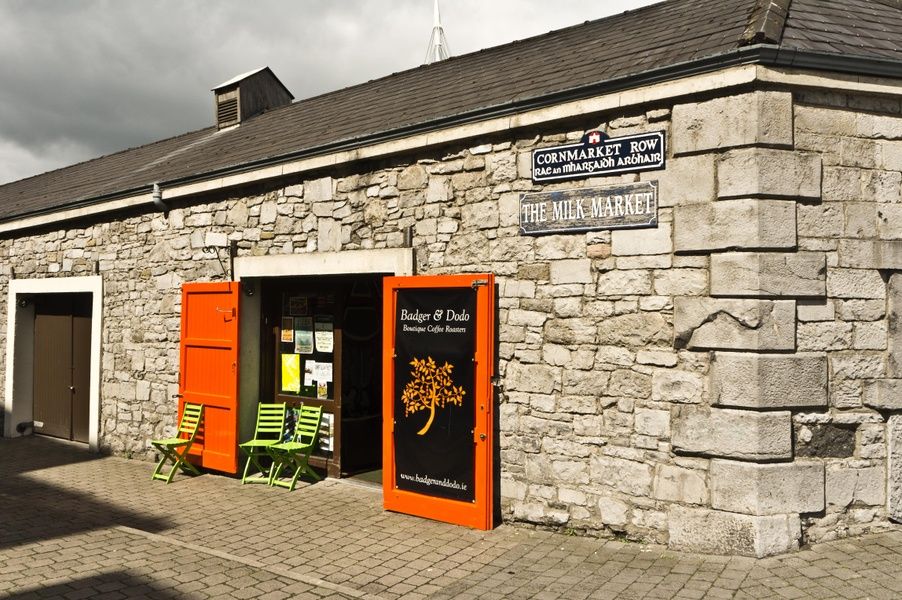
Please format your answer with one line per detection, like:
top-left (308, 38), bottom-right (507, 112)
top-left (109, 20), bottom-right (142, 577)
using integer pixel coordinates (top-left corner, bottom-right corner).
top-left (314, 316), bottom-right (334, 353)
top-left (393, 287), bottom-right (476, 502)
top-left (288, 296), bottom-right (308, 316)
top-left (280, 317), bottom-right (294, 343)
top-left (294, 317), bottom-right (314, 354)
top-left (313, 361), bottom-right (333, 383)
top-left (304, 360), bottom-right (316, 387)
top-left (280, 353), bottom-right (301, 393)
top-left (319, 412), bottom-right (334, 452)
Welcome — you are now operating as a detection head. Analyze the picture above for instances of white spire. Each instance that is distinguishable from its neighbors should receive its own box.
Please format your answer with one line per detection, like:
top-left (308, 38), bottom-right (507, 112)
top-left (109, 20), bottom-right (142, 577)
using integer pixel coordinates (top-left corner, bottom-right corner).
top-left (424, 0), bottom-right (450, 65)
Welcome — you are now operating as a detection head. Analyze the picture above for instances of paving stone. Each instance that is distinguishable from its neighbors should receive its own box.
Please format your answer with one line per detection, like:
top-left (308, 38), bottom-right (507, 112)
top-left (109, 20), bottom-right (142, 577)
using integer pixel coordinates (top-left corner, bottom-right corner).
top-left (3, 436), bottom-right (902, 600)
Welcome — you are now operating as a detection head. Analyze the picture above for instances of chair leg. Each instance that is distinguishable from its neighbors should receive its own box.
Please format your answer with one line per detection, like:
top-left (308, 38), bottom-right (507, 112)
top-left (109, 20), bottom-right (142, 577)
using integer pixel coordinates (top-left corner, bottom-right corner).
top-left (241, 453), bottom-right (254, 483)
top-left (271, 452), bottom-right (319, 491)
top-left (151, 449), bottom-right (171, 481)
top-left (152, 443), bottom-right (198, 483)
top-left (241, 449), bottom-right (273, 484)
top-left (267, 453), bottom-right (286, 486)
top-left (176, 447), bottom-right (200, 475)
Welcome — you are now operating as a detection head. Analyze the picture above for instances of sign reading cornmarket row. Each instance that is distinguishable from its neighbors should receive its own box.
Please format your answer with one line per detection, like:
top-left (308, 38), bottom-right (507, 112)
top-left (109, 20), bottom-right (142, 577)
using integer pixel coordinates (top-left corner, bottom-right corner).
top-left (532, 130), bottom-right (665, 182)
top-left (519, 180), bottom-right (658, 235)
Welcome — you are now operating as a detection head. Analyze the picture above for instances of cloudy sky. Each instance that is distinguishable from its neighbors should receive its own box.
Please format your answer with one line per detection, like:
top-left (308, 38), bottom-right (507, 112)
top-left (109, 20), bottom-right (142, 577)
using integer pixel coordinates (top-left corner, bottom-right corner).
top-left (0, 0), bottom-right (658, 185)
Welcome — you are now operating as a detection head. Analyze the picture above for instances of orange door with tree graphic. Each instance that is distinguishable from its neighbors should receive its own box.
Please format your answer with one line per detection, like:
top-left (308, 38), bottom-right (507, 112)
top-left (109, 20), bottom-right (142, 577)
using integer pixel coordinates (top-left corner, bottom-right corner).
top-left (383, 274), bottom-right (495, 530)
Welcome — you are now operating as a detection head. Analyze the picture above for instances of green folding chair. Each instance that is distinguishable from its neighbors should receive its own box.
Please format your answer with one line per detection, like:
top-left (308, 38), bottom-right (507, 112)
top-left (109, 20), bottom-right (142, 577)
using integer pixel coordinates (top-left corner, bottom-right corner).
top-left (151, 402), bottom-right (204, 483)
top-left (239, 403), bottom-right (288, 484)
top-left (268, 404), bottom-right (323, 491)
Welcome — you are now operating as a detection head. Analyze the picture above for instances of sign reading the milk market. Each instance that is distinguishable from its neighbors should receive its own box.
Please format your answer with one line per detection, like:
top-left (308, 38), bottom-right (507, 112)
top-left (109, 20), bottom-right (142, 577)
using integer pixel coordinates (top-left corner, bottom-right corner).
top-left (532, 130), bottom-right (665, 182)
top-left (519, 180), bottom-right (658, 235)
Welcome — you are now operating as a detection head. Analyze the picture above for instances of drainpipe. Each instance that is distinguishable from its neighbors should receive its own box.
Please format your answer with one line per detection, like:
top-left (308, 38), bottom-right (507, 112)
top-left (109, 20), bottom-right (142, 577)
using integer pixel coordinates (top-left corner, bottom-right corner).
top-left (152, 182), bottom-right (169, 216)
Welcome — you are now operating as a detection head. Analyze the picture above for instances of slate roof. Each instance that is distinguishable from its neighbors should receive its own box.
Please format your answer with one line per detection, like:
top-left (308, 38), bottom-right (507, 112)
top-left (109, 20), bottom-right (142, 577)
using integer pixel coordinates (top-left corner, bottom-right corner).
top-left (4, 0), bottom-right (902, 224)
top-left (782, 0), bottom-right (902, 59)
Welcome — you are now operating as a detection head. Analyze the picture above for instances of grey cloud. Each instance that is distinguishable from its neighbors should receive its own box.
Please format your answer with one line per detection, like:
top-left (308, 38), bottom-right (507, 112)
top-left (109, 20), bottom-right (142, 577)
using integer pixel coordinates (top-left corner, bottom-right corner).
top-left (0, 0), bottom-right (655, 184)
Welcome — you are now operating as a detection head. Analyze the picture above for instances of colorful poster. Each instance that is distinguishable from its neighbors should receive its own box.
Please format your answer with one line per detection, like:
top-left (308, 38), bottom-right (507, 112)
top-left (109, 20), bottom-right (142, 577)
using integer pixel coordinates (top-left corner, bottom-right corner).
top-left (294, 317), bottom-right (314, 354)
top-left (280, 317), bottom-right (294, 343)
top-left (280, 353), bottom-right (301, 393)
top-left (288, 296), bottom-right (308, 316)
top-left (314, 316), bottom-right (334, 353)
top-left (313, 361), bottom-right (333, 383)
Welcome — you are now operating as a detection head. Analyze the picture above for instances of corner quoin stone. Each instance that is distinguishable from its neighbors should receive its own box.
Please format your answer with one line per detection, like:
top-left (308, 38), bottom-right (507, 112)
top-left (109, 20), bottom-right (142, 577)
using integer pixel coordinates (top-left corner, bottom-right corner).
top-left (667, 506), bottom-right (801, 557)
top-left (838, 239), bottom-right (902, 269)
top-left (864, 379), bottom-right (902, 410)
top-left (673, 297), bottom-right (796, 351)
top-left (671, 91), bottom-right (793, 155)
top-left (673, 199), bottom-right (797, 253)
top-left (710, 252), bottom-right (826, 298)
top-left (890, 416), bottom-right (902, 523)
top-left (710, 352), bottom-right (827, 409)
top-left (717, 148), bottom-right (822, 199)
top-left (710, 459), bottom-right (825, 515)
top-left (671, 406), bottom-right (792, 460)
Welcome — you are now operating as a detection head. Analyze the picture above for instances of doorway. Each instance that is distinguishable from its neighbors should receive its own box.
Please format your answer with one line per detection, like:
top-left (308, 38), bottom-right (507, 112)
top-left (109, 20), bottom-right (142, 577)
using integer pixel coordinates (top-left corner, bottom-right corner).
top-left (260, 274), bottom-right (384, 479)
top-left (32, 293), bottom-right (92, 443)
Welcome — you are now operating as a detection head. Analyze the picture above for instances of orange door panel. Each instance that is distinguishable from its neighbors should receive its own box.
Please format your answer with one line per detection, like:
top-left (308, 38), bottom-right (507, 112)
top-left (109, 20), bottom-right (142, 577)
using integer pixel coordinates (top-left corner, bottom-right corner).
top-left (179, 282), bottom-right (241, 474)
top-left (383, 274), bottom-right (495, 530)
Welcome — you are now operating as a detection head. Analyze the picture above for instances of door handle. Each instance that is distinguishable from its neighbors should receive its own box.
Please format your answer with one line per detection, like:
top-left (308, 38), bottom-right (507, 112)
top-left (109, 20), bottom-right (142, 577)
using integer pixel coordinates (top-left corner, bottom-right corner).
top-left (479, 433), bottom-right (486, 441)
top-left (68, 386), bottom-right (75, 392)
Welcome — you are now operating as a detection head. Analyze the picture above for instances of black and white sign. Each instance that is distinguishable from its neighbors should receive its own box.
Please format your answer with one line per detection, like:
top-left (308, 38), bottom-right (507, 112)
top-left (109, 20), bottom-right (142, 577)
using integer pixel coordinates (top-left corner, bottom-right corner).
top-left (519, 180), bottom-right (658, 235)
top-left (393, 288), bottom-right (476, 502)
top-left (532, 130), bottom-right (665, 182)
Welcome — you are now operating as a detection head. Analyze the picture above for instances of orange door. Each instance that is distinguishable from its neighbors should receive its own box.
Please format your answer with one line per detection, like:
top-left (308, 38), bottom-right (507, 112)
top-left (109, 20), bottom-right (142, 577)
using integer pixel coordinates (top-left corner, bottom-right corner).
top-left (383, 274), bottom-right (495, 530)
top-left (179, 282), bottom-right (241, 474)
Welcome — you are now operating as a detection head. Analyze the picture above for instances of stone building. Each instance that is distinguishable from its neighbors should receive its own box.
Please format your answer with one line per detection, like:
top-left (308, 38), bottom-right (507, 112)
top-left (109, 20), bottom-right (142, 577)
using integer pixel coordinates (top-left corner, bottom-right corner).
top-left (2, 0), bottom-right (902, 556)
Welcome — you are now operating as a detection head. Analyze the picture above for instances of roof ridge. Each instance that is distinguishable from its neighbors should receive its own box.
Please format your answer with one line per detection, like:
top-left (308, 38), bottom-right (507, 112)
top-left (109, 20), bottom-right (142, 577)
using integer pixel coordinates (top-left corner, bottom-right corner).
top-left (741, 0), bottom-right (792, 46)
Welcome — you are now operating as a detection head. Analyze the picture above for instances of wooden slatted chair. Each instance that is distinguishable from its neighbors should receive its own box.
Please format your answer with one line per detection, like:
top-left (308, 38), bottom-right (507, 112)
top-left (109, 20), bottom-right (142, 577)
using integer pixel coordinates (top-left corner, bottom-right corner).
top-left (267, 404), bottom-right (323, 491)
top-left (151, 402), bottom-right (204, 483)
top-left (239, 403), bottom-right (288, 484)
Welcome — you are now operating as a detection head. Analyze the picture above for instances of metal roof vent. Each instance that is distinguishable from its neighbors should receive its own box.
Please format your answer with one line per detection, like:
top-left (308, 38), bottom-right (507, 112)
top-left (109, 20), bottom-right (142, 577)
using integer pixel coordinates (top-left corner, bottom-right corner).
top-left (212, 67), bottom-right (294, 130)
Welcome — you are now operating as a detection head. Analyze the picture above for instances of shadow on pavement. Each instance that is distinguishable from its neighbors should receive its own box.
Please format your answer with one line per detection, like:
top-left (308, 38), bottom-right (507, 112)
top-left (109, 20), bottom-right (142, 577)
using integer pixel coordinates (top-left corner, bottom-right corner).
top-left (3, 570), bottom-right (185, 600)
top-left (0, 436), bottom-right (166, 551)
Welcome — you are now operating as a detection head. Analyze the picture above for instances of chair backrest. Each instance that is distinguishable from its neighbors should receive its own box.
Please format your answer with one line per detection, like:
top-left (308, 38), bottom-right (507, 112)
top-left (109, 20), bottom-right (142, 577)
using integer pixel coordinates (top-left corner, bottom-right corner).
top-left (252, 403), bottom-right (287, 441)
top-left (178, 403), bottom-right (204, 440)
top-left (294, 404), bottom-right (323, 446)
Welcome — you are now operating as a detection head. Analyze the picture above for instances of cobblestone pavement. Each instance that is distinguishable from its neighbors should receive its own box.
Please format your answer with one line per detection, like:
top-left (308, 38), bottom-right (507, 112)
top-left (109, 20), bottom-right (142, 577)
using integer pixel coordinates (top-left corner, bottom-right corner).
top-left (2, 437), bottom-right (902, 600)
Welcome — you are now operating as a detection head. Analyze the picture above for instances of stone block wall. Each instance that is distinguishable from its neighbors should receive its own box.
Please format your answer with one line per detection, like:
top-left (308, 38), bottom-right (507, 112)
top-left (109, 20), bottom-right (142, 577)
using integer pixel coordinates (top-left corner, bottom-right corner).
top-left (0, 84), bottom-right (898, 557)
top-left (661, 88), bottom-right (902, 555)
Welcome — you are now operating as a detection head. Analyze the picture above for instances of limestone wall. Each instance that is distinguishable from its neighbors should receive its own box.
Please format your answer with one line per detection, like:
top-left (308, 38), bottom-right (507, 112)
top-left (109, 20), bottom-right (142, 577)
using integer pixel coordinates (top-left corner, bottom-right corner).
top-left (0, 82), bottom-right (899, 557)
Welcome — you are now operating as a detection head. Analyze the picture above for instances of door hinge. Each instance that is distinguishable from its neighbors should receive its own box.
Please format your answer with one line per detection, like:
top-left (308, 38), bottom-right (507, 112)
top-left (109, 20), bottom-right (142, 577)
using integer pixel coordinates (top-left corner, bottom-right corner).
top-left (471, 279), bottom-right (488, 289)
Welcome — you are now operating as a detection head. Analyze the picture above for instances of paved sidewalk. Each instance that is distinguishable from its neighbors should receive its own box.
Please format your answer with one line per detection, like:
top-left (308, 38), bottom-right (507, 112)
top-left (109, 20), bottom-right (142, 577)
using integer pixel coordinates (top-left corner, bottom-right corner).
top-left (2, 436), bottom-right (902, 599)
